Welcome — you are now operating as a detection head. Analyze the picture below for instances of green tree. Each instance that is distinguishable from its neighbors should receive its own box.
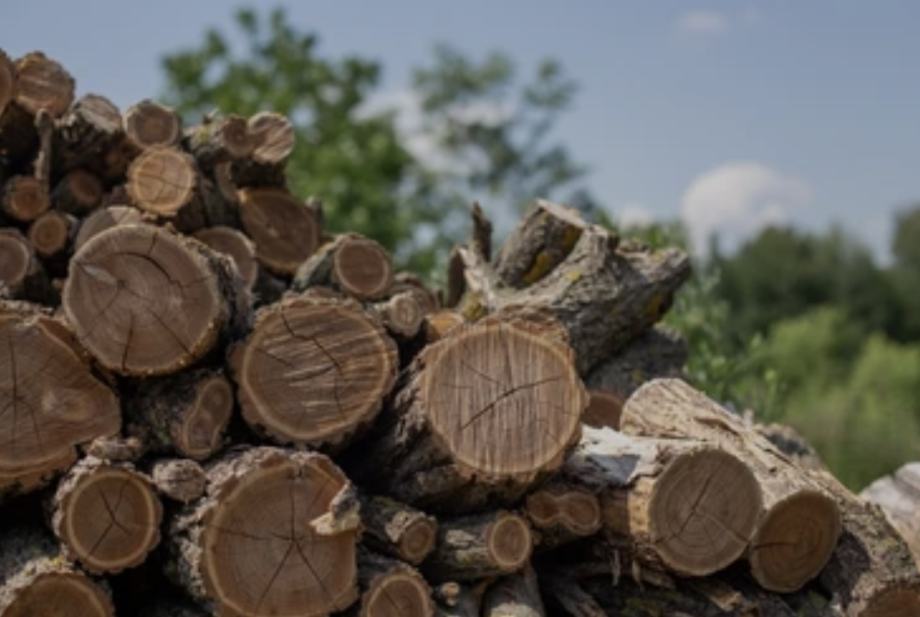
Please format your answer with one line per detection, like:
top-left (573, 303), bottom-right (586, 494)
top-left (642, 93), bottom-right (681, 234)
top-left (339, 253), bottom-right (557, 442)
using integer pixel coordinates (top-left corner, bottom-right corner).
top-left (890, 205), bottom-right (920, 340)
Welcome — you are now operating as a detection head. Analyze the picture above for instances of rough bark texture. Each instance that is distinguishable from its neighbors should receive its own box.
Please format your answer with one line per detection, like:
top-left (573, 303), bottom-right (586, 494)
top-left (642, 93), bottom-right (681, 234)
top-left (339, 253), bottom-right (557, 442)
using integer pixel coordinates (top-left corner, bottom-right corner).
top-left (481, 565), bottom-right (546, 617)
top-left (361, 495), bottom-right (438, 565)
top-left (232, 111), bottom-right (295, 187)
top-left (293, 233), bottom-right (395, 301)
top-left (185, 114), bottom-right (254, 173)
top-left (372, 290), bottom-right (425, 339)
top-left (862, 463), bottom-right (920, 567)
top-left (53, 94), bottom-right (123, 175)
top-left (150, 458), bottom-right (207, 503)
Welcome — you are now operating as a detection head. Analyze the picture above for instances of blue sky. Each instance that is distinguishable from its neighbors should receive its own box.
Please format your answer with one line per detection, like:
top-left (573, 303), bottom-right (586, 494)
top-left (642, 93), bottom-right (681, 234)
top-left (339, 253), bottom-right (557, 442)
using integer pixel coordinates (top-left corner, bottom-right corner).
top-left (3, 1), bottom-right (919, 256)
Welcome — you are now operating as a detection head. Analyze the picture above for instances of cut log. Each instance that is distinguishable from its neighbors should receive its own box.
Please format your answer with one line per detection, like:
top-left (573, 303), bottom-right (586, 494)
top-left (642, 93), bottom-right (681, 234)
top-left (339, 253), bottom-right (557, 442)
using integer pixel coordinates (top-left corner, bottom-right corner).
top-left (862, 463), bottom-right (920, 567)
top-left (50, 456), bottom-right (163, 574)
top-left (185, 114), bottom-right (254, 172)
top-left (481, 565), bottom-right (546, 617)
top-left (0, 303), bottom-right (121, 496)
top-left (231, 293), bottom-right (398, 448)
top-left (562, 426), bottom-right (761, 577)
top-left (126, 146), bottom-right (198, 217)
top-left (2, 175), bottom-right (50, 222)
top-left (12, 51), bottom-right (74, 118)
top-left (356, 317), bottom-right (585, 512)
top-left (350, 548), bottom-right (434, 617)
top-left (0, 228), bottom-right (51, 302)
top-left (360, 495), bottom-right (438, 565)
top-left (233, 111), bottom-right (295, 187)
top-left (53, 94), bottom-right (123, 173)
top-left (0, 526), bottom-right (114, 617)
top-left (585, 326), bottom-right (687, 402)
top-left (73, 205), bottom-right (144, 251)
top-left (433, 582), bottom-right (486, 617)
top-left (293, 233), bottom-right (394, 301)
top-left (150, 458), bottom-right (206, 503)
top-left (239, 187), bottom-right (321, 275)
top-left (524, 482), bottom-right (601, 549)
top-left (193, 225), bottom-right (258, 289)
top-left (53, 169), bottom-right (104, 215)
top-left (622, 379), bottom-right (842, 591)
top-left (169, 447), bottom-right (359, 617)
top-left (424, 510), bottom-right (533, 581)
top-left (84, 435), bottom-right (146, 463)
top-left (28, 210), bottom-right (75, 259)
top-left (390, 272), bottom-right (440, 315)
top-left (372, 290), bottom-right (425, 339)
top-left (127, 368), bottom-right (234, 459)
top-left (423, 310), bottom-right (465, 343)
top-left (63, 223), bottom-right (250, 376)
top-left (123, 99), bottom-right (181, 151)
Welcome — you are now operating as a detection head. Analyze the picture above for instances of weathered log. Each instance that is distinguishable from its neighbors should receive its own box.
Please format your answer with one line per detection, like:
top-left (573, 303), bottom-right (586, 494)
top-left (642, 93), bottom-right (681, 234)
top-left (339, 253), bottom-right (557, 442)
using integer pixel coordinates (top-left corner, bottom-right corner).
top-left (622, 379), bottom-right (842, 592)
top-left (126, 146), bottom-right (198, 218)
top-left (0, 302), bottom-right (121, 496)
top-left (185, 114), bottom-right (254, 173)
top-left (127, 368), bottom-right (234, 459)
top-left (585, 326), bottom-right (686, 402)
top-left (346, 548), bottom-right (434, 617)
top-left (562, 426), bottom-right (761, 577)
top-left (50, 456), bottom-right (162, 574)
top-left (433, 582), bottom-right (487, 617)
top-left (481, 565), bottom-right (546, 617)
top-left (63, 223), bottom-right (251, 376)
top-left (524, 482), bottom-right (602, 549)
top-left (424, 511), bottom-right (533, 581)
top-left (123, 99), bottom-right (181, 151)
top-left (0, 526), bottom-right (114, 617)
top-left (150, 458), bottom-right (206, 503)
top-left (0, 49), bottom-right (13, 123)
top-left (169, 447), bottom-right (359, 617)
top-left (13, 52), bottom-right (74, 119)
top-left (231, 293), bottom-right (398, 448)
top-left (232, 111), bottom-right (295, 187)
top-left (2, 175), bottom-right (50, 222)
top-left (73, 204), bottom-right (144, 251)
top-left (372, 290), bottom-right (425, 339)
top-left (53, 94), bottom-right (123, 174)
top-left (756, 422), bottom-right (829, 472)
top-left (0, 228), bottom-right (52, 303)
top-left (862, 463), bottom-right (920, 567)
top-left (52, 169), bottom-right (104, 215)
top-left (84, 435), bottom-right (146, 463)
top-left (423, 310), bottom-right (464, 343)
top-left (293, 233), bottom-right (394, 301)
top-left (28, 210), bottom-right (75, 259)
top-left (239, 186), bottom-right (321, 275)
top-left (360, 495), bottom-right (438, 565)
top-left (355, 317), bottom-right (585, 512)
top-left (193, 225), bottom-right (258, 289)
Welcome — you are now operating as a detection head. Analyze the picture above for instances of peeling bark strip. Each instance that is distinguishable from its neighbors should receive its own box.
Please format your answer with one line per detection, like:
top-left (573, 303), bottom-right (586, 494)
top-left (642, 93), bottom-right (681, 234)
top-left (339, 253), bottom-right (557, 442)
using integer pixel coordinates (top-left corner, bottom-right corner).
top-left (293, 233), bottom-right (394, 301)
top-left (126, 146), bottom-right (198, 217)
top-left (562, 426), bottom-right (761, 577)
top-left (622, 379), bottom-right (842, 592)
top-left (356, 318), bottom-right (586, 512)
top-left (0, 303), bottom-right (120, 497)
top-left (238, 187), bottom-right (321, 275)
top-left (123, 99), bottom-right (181, 151)
top-left (169, 447), bottom-right (359, 617)
top-left (862, 463), bottom-right (920, 567)
top-left (361, 495), bottom-right (438, 565)
top-left (352, 548), bottom-right (434, 617)
top-left (63, 224), bottom-right (250, 376)
top-left (424, 511), bottom-right (534, 581)
top-left (51, 456), bottom-right (163, 574)
top-left (0, 527), bottom-right (114, 617)
top-left (232, 293), bottom-right (398, 448)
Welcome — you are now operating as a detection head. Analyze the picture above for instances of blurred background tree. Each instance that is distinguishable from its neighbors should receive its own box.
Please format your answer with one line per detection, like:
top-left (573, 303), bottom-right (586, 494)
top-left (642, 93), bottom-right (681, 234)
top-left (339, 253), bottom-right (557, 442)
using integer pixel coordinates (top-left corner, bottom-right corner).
top-left (163, 7), bottom-right (920, 489)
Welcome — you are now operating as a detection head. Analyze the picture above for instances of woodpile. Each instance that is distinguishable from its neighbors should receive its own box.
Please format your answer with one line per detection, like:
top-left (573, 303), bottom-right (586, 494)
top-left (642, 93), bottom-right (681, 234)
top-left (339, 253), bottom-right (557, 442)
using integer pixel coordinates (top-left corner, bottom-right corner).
top-left (1, 48), bottom-right (919, 617)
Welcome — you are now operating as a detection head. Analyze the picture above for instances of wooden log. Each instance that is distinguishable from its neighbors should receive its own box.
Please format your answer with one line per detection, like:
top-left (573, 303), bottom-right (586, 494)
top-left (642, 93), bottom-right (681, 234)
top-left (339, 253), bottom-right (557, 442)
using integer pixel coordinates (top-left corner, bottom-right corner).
top-left (862, 463), bottom-right (920, 567)
top-left (127, 368), bottom-right (234, 460)
top-left (481, 565), bottom-right (546, 617)
top-left (150, 458), bottom-right (206, 503)
top-left (0, 526), bottom-right (114, 617)
top-left (562, 426), bottom-right (761, 577)
top-left (581, 390), bottom-right (623, 430)
top-left (232, 111), bottom-right (295, 187)
top-left (622, 379), bottom-right (843, 591)
top-left (193, 225), bottom-right (258, 289)
top-left (433, 582), bottom-right (486, 617)
top-left (230, 293), bottom-right (398, 448)
top-left (0, 49), bottom-right (13, 122)
top-left (62, 223), bottom-right (251, 376)
top-left (756, 422), bottom-right (829, 472)
top-left (348, 548), bottom-right (434, 617)
top-left (355, 317), bottom-right (585, 512)
top-left (0, 302), bottom-right (121, 496)
top-left (84, 435), bottom-right (146, 463)
top-left (239, 187), bottom-right (322, 275)
top-left (390, 272), bottom-right (440, 315)
top-left (50, 456), bottom-right (163, 574)
top-left (293, 233), bottom-right (394, 301)
top-left (28, 210), bottom-right (75, 259)
top-left (360, 495), bottom-right (438, 565)
top-left (0, 228), bottom-right (52, 303)
top-left (12, 52), bottom-right (74, 118)
top-left (169, 447), bottom-right (359, 617)
top-left (52, 169), bottom-right (104, 215)
top-left (524, 482), bottom-right (601, 549)
top-left (73, 204), bottom-right (143, 251)
top-left (424, 510), bottom-right (533, 581)
top-left (126, 146), bottom-right (199, 218)
top-left (2, 175), bottom-right (50, 222)
top-left (372, 290), bottom-right (425, 339)
top-left (123, 99), bottom-right (181, 151)
top-left (185, 114), bottom-right (254, 172)
top-left (423, 310), bottom-right (464, 343)
top-left (53, 94), bottom-right (123, 174)
top-left (172, 174), bottom-right (241, 232)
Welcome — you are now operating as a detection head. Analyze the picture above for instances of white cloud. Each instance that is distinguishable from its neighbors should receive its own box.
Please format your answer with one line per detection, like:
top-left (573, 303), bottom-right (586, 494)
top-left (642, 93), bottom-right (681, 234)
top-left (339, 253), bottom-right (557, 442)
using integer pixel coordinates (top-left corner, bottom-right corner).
top-left (680, 162), bottom-right (813, 252)
top-left (676, 10), bottom-right (730, 36)
top-left (617, 203), bottom-right (655, 228)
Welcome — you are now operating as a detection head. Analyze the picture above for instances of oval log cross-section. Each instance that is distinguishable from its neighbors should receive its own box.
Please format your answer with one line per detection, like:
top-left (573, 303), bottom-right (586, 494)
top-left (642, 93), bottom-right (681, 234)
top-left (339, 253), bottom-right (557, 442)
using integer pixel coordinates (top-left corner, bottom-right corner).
top-left (123, 99), bottom-right (181, 150)
top-left (63, 224), bottom-right (235, 376)
top-left (193, 226), bottom-right (258, 290)
top-left (13, 51), bottom-right (74, 117)
top-left (233, 294), bottom-right (398, 448)
top-left (239, 188), bottom-right (321, 275)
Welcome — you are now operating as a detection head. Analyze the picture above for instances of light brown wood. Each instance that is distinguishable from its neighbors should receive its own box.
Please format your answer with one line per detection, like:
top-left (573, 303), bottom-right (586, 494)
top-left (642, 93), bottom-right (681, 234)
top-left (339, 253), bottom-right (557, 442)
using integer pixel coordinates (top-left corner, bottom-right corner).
top-left (361, 495), bottom-right (438, 565)
top-left (354, 548), bottom-right (434, 617)
top-left (186, 114), bottom-right (254, 171)
top-left (581, 389), bottom-right (623, 430)
top-left (373, 290), bottom-right (425, 339)
top-left (239, 187), bottom-right (321, 275)
top-left (124, 99), bottom-right (181, 150)
top-left (524, 482), bottom-right (601, 549)
top-left (424, 511), bottom-right (533, 581)
top-left (73, 205), bottom-right (144, 251)
top-left (28, 210), bottom-right (74, 258)
top-left (294, 233), bottom-right (394, 301)
top-left (423, 310), bottom-right (465, 343)
top-left (249, 111), bottom-right (294, 165)
top-left (2, 175), bottom-right (50, 222)
top-left (231, 293), bottom-right (398, 448)
top-left (193, 225), bottom-right (258, 289)
top-left (862, 463), bottom-right (920, 567)
top-left (12, 51), bottom-right (74, 118)
top-left (126, 146), bottom-right (198, 217)
top-left (0, 229), bottom-right (37, 298)
top-left (53, 169), bottom-right (103, 215)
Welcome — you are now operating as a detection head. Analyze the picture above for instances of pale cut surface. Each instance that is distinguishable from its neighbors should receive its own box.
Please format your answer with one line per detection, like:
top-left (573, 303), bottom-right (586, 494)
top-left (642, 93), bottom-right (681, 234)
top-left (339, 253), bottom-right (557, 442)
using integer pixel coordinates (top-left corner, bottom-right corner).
top-left (362, 569), bottom-right (433, 617)
top-left (248, 111), bottom-right (295, 164)
top-left (488, 513), bottom-right (533, 570)
top-left (73, 206), bottom-right (143, 251)
top-left (124, 100), bottom-right (181, 149)
top-left (126, 147), bottom-right (197, 217)
top-left (0, 230), bottom-right (32, 291)
top-left (2, 573), bottom-right (113, 617)
top-left (13, 51), bottom-right (74, 117)
top-left (333, 236), bottom-right (393, 300)
top-left (239, 188), bottom-right (320, 275)
top-left (194, 226), bottom-right (258, 289)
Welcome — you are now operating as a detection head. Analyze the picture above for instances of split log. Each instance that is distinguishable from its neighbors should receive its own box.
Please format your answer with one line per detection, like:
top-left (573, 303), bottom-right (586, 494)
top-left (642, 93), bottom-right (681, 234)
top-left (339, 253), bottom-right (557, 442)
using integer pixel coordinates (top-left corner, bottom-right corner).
top-left (127, 368), bottom-right (234, 459)
top-left (360, 495), bottom-right (438, 565)
top-left (355, 317), bottom-right (585, 512)
top-left (562, 426), bottom-right (761, 577)
top-left (50, 456), bottom-right (162, 574)
top-left (150, 458), bottom-right (206, 503)
top-left (53, 94), bottom-right (123, 174)
top-left (169, 447), bottom-right (359, 617)
top-left (185, 114), bottom-right (254, 172)
top-left (293, 233), bottom-right (394, 301)
top-left (524, 482), bottom-right (601, 549)
top-left (481, 565), bottom-right (546, 617)
top-left (52, 169), bottom-right (104, 215)
top-left (2, 175), bottom-right (50, 222)
top-left (230, 293), bottom-right (398, 448)
top-left (862, 463), bottom-right (920, 566)
top-left (0, 228), bottom-right (51, 302)
top-left (233, 111), bottom-right (295, 187)
top-left (348, 548), bottom-right (434, 617)
top-left (193, 225), bottom-right (258, 289)
top-left (424, 511), bottom-right (533, 581)
top-left (622, 378), bottom-right (842, 592)
top-left (123, 99), bottom-right (181, 151)
top-left (372, 290), bottom-right (425, 339)
top-left (126, 146), bottom-right (198, 218)
top-left (73, 205), bottom-right (143, 251)
top-left (0, 303), bottom-right (121, 496)
top-left (62, 223), bottom-right (251, 376)
top-left (238, 187), bottom-right (321, 275)
top-left (0, 527), bottom-right (114, 617)
top-left (28, 210), bottom-right (75, 259)
top-left (12, 51), bottom-right (75, 118)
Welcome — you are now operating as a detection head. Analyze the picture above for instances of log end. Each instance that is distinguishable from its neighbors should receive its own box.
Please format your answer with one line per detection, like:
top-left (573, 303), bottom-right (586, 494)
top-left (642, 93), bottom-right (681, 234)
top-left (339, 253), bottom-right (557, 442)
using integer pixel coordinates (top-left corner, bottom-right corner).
top-left (193, 226), bottom-right (258, 289)
top-left (361, 565), bottom-right (434, 617)
top-left (239, 188), bottom-right (321, 275)
top-left (174, 373), bottom-right (234, 459)
top-left (333, 235), bottom-right (394, 300)
top-left (860, 582), bottom-right (920, 617)
top-left (526, 486), bottom-right (602, 538)
top-left (0, 229), bottom-right (34, 293)
top-left (28, 211), bottom-right (71, 258)
top-left (124, 99), bottom-right (181, 150)
top-left (13, 51), bottom-right (74, 117)
top-left (126, 147), bottom-right (197, 217)
top-left (4, 176), bottom-right (51, 222)
top-left (487, 512), bottom-right (534, 573)
top-left (398, 517), bottom-right (439, 566)
top-left (2, 571), bottom-right (114, 617)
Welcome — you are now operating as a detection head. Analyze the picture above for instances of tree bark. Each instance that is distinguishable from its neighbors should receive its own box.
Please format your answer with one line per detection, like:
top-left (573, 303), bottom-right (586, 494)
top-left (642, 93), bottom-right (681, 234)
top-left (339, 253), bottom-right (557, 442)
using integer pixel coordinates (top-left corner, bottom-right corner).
top-left (185, 114), bottom-right (254, 173)
top-left (52, 169), bottom-right (104, 215)
top-left (360, 494), bottom-right (438, 565)
top-left (52, 93), bottom-right (123, 175)
top-left (293, 233), bottom-right (395, 301)
top-left (585, 326), bottom-right (686, 401)
top-left (150, 458), bottom-right (206, 503)
top-left (2, 175), bottom-right (50, 222)
top-left (372, 290), bottom-right (425, 339)
top-left (481, 565), bottom-right (546, 617)
top-left (232, 111), bottom-right (295, 187)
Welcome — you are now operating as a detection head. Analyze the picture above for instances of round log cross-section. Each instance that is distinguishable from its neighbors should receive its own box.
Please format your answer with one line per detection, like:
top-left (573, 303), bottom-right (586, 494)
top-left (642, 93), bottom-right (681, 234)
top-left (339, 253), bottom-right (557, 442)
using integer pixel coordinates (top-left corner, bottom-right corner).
top-left (123, 100), bottom-right (181, 150)
top-left (13, 51), bottom-right (74, 117)
top-left (28, 211), bottom-right (73, 258)
top-left (2, 176), bottom-right (50, 222)
top-left (0, 230), bottom-right (34, 295)
top-left (293, 234), bottom-right (394, 301)
top-left (63, 224), bottom-right (241, 376)
top-left (424, 511), bottom-right (533, 581)
top-left (239, 188), bottom-right (321, 275)
top-left (232, 294), bottom-right (398, 448)
top-left (126, 147), bottom-right (197, 217)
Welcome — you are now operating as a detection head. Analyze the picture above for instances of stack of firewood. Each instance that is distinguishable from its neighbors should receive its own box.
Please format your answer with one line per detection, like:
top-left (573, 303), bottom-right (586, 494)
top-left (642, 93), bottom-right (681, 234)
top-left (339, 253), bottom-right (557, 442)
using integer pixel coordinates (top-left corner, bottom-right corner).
top-left (1, 48), bottom-right (919, 617)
